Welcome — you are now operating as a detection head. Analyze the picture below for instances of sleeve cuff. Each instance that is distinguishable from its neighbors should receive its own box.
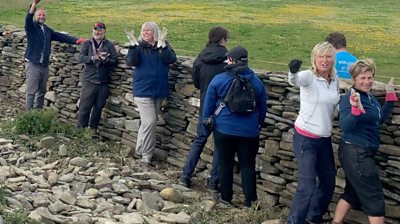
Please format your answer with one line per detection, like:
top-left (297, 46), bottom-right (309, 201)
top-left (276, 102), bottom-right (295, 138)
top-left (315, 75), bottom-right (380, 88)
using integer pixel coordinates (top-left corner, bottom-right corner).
top-left (351, 106), bottom-right (363, 116)
top-left (386, 92), bottom-right (399, 102)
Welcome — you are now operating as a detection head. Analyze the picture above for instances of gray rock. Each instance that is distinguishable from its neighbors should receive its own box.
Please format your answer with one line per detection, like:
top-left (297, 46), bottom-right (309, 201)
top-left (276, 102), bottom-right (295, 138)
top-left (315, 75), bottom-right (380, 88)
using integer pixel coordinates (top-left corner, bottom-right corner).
top-left (40, 136), bottom-right (56, 148)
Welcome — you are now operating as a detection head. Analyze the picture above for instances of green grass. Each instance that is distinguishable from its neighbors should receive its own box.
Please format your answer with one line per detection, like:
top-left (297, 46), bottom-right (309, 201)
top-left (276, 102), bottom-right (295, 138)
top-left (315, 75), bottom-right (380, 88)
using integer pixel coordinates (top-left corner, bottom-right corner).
top-left (0, 0), bottom-right (399, 82)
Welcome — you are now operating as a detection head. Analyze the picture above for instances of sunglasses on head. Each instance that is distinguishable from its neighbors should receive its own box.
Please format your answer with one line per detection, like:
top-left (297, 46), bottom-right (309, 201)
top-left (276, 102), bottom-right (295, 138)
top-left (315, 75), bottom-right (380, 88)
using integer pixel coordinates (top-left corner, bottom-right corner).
top-left (93, 23), bottom-right (106, 30)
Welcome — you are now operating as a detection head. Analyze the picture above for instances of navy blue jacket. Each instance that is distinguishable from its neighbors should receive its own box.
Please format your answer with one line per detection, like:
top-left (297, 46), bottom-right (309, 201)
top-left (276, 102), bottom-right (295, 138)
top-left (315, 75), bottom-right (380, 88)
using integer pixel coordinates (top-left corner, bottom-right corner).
top-left (79, 39), bottom-right (118, 83)
top-left (192, 44), bottom-right (228, 115)
top-left (125, 41), bottom-right (177, 98)
top-left (203, 64), bottom-right (267, 137)
top-left (339, 88), bottom-right (394, 151)
top-left (24, 9), bottom-right (78, 66)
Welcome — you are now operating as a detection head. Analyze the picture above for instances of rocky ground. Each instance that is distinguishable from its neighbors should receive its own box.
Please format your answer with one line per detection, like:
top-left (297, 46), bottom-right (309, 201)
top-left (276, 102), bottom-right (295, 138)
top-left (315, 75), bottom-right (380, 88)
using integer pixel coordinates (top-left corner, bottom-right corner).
top-left (0, 96), bottom-right (284, 224)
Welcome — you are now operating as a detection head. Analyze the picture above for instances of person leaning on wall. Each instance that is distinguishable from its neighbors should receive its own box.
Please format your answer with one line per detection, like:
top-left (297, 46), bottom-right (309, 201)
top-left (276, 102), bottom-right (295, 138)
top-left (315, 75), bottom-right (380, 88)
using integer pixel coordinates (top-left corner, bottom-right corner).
top-left (325, 32), bottom-right (357, 79)
top-left (125, 22), bottom-right (177, 166)
top-left (24, 0), bottom-right (86, 110)
top-left (178, 26), bottom-right (229, 191)
top-left (332, 59), bottom-right (398, 224)
top-left (76, 22), bottom-right (117, 131)
top-left (286, 42), bottom-right (340, 224)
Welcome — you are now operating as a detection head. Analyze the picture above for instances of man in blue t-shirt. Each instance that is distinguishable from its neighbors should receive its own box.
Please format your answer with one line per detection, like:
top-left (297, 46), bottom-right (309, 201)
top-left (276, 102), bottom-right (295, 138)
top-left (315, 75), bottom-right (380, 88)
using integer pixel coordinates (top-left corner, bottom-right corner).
top-left (325, 32), bottom-right (357, 79)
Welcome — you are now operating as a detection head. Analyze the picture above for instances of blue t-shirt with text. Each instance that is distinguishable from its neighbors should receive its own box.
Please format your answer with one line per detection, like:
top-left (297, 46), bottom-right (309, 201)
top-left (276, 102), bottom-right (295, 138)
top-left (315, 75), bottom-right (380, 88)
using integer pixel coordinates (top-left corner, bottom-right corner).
top-left (336, 51), bottom-right (357, 79)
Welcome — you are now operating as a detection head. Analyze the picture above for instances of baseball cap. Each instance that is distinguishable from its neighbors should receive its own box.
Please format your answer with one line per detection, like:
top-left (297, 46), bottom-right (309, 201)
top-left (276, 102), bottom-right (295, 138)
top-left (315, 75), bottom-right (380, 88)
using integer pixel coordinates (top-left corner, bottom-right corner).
top-left (93, 22), bottom-right (106, 30)
top-left (226, 46), bottom-right (248, 62)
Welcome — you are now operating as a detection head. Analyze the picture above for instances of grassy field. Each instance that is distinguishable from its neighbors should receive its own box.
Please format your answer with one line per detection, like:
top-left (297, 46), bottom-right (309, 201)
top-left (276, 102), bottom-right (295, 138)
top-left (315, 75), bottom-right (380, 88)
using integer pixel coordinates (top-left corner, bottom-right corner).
top-left (0, 0), bottom-right (399, 81)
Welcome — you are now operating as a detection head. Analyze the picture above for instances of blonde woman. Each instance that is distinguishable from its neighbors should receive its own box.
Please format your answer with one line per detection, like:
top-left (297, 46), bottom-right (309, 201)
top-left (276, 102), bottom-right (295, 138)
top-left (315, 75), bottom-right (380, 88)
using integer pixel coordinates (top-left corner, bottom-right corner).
top-left (287, 42), bottom-right (340, 224)
top-left (125, 22), bottom-right (177, 165)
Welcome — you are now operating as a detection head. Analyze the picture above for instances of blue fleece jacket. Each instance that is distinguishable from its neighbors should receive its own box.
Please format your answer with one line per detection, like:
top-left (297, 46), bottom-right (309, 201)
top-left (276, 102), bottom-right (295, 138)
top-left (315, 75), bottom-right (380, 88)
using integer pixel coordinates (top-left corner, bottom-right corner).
top-left (339, 88), bottom-right (394, 151)
top-left (24, 9), bottom-right (77, 66)
top-left (203, 64), bottom-right (267, 137)
top-left (125, 41), bottom-right (177, 98)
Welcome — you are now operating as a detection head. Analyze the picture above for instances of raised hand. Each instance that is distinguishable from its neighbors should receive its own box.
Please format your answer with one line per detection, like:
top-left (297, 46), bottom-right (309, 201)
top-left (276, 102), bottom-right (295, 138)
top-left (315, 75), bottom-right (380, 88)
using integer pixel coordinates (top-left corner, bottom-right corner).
top-left (386, 77), bottom-right (399, 102)
top-left (350, 88), bottom-right (365, 115)
top-left (125, 28), bottom-right (139, 46)
top-left (288, 59), bottom-right (302, 73)
top-left (33, 0), bottom-right (41, 4)
top-left (157, 27), bottom-right (167, 48)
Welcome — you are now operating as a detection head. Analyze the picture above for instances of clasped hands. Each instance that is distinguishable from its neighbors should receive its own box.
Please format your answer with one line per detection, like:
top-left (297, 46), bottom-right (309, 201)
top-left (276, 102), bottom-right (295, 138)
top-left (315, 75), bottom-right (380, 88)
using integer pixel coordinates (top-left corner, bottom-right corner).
top-left (92, 51), bottom-right (109, 63)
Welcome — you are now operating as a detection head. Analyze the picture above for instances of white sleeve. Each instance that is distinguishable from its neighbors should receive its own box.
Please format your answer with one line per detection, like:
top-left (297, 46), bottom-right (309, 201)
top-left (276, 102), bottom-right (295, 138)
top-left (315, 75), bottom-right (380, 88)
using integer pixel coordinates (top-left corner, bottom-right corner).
top-left (288, 70), bottom-right (314, 87)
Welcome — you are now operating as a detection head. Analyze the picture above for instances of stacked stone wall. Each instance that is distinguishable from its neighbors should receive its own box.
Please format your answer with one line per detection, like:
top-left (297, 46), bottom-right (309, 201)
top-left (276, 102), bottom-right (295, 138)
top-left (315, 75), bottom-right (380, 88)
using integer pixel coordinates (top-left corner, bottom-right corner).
top-left (1, 26), bottom-right (400, 223)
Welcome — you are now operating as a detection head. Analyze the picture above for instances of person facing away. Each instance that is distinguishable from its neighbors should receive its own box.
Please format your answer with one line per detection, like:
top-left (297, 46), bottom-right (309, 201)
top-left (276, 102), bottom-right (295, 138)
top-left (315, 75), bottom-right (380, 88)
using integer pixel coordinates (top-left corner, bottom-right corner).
top-left (202, 46), bottom-right (267, 208)
top-left (325, 32), bottom-right (357, 79)
top-left (179, 26), bottom-right (229, 190)
top-left (286, 42), bottom-right (340, 224)
top-left (332, 59), bottom-right (398, 224)
top-left (77, 22), bottom-right (118, 130)
top-left (125, 22), bottom-right (177, 165)
top-left (24, 0), bottom-right (86, 110)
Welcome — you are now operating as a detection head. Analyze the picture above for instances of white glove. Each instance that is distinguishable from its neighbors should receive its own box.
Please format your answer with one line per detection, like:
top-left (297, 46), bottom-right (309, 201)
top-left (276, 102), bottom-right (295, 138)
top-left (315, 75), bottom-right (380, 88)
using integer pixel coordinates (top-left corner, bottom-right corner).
top-left (157, 27), bottom-right (167, 48)
top-left (386, 77), bottom-right (395, 93)
top-left (350, 88), bottom-right (365, 113)
top-left (125, 29), bottom-right (139, 46)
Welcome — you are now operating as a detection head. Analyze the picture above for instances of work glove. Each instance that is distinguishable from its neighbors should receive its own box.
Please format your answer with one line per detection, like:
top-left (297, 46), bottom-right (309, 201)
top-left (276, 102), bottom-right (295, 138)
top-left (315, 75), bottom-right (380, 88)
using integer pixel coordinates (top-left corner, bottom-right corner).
top-left (125, 29), bottom-right (139, 46)
top-left (385, 77), bottom-right (399, 102)
top-left (288, 59), bottom-right (302, 73)
top-left (350, 88), bottom-right (365, 115)
top-left (76, 37), bottom-right (87, 45)
top-left (157, 27), bottom-right (167, 48)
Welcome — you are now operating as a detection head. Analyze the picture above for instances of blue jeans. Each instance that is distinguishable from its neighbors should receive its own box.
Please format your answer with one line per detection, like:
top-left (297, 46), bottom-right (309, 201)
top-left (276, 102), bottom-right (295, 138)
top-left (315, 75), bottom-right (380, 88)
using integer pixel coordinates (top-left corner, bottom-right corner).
top-left (287, 129), bottom-right (336, 224)
top-left (181, 116), bottom-right (219, 186)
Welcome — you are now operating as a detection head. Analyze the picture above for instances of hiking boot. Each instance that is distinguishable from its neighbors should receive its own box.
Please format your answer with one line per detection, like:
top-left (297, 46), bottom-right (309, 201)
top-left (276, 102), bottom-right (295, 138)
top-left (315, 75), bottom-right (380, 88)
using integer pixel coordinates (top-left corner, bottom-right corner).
top-left (133, 153), bottom-right (142, 159)
top-left (212, 193), bottom-right (233, 208)
top-left (141, 156), bottom-right (152, 166)
top-left (178, 176), bottom-right (191, 188)
top-left (205, 177), bottom-right (219, 192)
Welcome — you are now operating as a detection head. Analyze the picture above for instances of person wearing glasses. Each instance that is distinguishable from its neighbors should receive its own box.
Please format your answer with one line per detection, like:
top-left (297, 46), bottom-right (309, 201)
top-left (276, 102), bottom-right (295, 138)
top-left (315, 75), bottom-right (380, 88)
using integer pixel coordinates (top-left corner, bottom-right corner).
top-left (24, 0), bottom-right (86, 110)
top-left (77, 22), bottom-right (117, 131)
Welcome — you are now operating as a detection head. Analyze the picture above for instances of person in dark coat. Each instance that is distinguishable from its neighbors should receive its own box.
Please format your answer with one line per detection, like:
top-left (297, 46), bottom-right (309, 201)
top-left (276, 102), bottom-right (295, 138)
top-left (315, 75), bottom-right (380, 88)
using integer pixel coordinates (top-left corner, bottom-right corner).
top-left (77, 22), bottom-right (117, 130)
top-left (24, 0), bottom-right (85, 110)
top-left (125, 22), bottom-right (177, 165)
top-left (179, 26), bottom-right (229, 190)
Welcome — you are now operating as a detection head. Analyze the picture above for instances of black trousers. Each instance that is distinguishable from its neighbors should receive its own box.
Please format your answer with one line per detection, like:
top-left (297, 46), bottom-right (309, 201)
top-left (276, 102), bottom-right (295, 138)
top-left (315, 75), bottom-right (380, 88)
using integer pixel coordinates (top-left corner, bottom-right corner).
top-left (77, 80), bottom-right (109, 129)
top-left (213, 130), bottom-right (259, 207)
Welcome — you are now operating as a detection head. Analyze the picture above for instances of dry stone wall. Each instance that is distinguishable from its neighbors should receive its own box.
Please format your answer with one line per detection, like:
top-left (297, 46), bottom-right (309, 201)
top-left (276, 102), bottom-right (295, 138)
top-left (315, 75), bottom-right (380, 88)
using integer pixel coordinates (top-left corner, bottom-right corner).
top-left (1, 25), bottom-right (400, 223)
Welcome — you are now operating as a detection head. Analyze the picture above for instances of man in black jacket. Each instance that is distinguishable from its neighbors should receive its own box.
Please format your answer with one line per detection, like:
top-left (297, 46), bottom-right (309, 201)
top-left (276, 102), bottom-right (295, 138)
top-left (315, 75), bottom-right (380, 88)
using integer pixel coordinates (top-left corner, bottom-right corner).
top-left (24, 0), bottom-right (85, 110)
top-left (179, 27), bottom-right (229, 189)
top-left (77, 22), bottom-right (117, 130)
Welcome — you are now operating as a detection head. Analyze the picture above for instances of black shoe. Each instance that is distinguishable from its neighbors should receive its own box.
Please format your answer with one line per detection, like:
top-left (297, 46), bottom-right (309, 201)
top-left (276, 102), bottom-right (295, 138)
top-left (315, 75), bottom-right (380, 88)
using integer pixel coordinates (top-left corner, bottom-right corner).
top-left (205, 177), bottom-right (219, 192)
top-left (178, 176), bottom-right (191, 188)
top-left (212, 193), bottom-right (233, 207)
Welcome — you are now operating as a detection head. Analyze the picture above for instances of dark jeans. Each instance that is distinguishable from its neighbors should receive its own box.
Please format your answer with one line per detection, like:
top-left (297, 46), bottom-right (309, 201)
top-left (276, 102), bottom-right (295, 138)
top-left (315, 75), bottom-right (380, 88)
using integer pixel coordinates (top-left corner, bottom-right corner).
top-left (77, 80), bottom-right (109, 129)
top-left (213, 130), bottom-right (259, 207)
top-left (181, 116), bottom-right (219, 186)
top-left (338, 142), bottom-right (385, 216)
top-left (287, 129), bottom-right (336, 224)
top-left (25, 62), bottom-right (49, 110)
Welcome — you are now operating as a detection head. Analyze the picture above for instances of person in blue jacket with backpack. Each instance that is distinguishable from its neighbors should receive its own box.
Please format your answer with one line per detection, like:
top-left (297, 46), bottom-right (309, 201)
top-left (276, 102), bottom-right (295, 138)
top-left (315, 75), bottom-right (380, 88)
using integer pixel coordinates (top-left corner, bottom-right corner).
top-left (125, 22), bottom-right (177, 165)
top-left (202, 46), bottom-right (267, 207)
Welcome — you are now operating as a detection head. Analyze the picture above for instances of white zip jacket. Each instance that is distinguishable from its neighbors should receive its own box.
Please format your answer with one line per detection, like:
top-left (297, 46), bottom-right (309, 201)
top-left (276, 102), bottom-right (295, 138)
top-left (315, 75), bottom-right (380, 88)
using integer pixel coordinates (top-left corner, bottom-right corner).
top-left (288, 70), bottom-right (340, 137)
